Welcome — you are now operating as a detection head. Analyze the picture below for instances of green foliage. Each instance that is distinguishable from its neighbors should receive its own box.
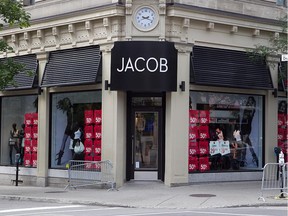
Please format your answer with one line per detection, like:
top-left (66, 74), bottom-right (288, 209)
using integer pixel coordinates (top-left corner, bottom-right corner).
top-left (248, 15), bottom-right (288, 61)
top-left (0, 0), bottom-right (30, 30)
top-left (247, 15), bottom-right (288, 88)
top-left (0, 0), bottom-right (31, 90)
top-left (0, 58), bottom-right (25, 88)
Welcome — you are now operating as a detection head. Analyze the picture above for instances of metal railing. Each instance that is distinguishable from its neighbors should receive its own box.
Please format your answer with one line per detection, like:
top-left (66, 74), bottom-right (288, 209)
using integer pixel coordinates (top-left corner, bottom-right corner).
top-left (64, 160), bottom-right (116, 191)
top-left (258, 163), bottom-right (288, 201)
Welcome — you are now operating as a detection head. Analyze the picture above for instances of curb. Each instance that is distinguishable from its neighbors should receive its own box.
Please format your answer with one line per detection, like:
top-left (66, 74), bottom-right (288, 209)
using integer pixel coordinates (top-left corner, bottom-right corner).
top-left (0, 195), bottom-right (287, 209)
top-left (0, 195), bottom-right (131, 208)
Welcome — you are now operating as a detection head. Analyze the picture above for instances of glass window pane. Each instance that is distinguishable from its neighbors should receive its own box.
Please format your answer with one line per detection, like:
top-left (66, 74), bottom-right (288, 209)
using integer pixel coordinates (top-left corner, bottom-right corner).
top-left (51, 91), bottom-right (101, 168)
top-left (1, 95), bottom-right (38, 166)
top-left (134, 111), bottom-right (158, 170)
top-left (189, 91), bottom-right (263, 172)
top-left (277, 99), bottom-right (287, 162)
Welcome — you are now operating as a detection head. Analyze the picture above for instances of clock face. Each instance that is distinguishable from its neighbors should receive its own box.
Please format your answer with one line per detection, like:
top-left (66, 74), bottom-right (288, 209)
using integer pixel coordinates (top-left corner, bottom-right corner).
top-left (134, 6), bottom-right (158, 31)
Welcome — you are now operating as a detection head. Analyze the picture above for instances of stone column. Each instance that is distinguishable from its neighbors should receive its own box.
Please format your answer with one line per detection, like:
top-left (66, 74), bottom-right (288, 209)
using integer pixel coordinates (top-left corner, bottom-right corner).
top-left (36, 52), bottom-right (49, 187)
top-left (165, 43), bottom-right (192, 186)
top-left (265, 55), bottom-right (280, 163)
top-left (100, 44), bottom-right (127, 188)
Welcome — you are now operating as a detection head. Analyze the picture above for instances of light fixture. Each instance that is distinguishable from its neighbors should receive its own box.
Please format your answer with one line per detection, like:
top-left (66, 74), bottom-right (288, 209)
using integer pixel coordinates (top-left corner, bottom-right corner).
top-left (272, 88), bottom-right (278, 98)
top-left (104, 80), bottom-right (111, 90)
top-left (179, 81), bottom-right (185, 92)
top-left (37, 86), bottom-right (43, 95)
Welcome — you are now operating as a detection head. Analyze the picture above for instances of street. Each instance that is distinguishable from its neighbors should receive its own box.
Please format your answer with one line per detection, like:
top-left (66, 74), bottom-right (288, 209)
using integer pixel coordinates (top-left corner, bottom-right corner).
top-left (0, 200), bottom-right (286, 216)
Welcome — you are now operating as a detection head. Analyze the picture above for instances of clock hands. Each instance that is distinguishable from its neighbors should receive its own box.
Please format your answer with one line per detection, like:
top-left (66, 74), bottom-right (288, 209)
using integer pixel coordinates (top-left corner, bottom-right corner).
top-left (141, 16), bottom-right (153, 21)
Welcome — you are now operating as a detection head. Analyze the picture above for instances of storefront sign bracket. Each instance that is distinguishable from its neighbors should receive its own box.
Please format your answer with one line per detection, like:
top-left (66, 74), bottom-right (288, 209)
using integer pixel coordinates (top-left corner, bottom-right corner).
top-left (105, 80), bottom-right (111, 90)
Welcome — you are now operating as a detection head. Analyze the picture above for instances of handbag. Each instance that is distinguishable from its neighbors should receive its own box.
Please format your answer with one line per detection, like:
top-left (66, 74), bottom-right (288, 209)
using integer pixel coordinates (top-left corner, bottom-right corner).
top-left (9, 138), bottom-right (16, 146)
top-left (74, 140), bottom-right (84, 154)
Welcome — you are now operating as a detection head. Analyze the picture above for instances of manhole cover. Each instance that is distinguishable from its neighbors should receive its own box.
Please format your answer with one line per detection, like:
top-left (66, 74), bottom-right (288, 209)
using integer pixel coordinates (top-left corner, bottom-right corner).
top-left (189, 194), bottom-right (216, 197)
top-left (45, 191), bottom-right (67, 193)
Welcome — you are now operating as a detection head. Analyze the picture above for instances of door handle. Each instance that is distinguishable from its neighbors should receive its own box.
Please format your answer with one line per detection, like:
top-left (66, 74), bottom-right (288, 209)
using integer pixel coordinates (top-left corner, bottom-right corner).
top-left (131, 135), bottom-right (134, 165)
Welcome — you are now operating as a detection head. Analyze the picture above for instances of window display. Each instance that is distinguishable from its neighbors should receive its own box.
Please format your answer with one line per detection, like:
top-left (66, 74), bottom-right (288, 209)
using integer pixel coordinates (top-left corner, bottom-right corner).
top-left (23, 113), bottom-right (38, 167)
top-left (277, 99), bottom-right (288, 162)
top-left (1, 95), bottom-right (38, 166)
top-left (189, 92), bottom-right (263, 173)
top-left (51, 91), bottom-right (101, 168)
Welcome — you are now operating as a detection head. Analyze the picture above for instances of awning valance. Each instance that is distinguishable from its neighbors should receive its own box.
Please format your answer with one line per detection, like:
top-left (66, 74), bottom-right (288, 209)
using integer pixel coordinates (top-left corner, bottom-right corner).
top-left (191, 46), bottom-right (274, 90)
top-left (2, 54), bottom-right (38, 90)
top-left (41, 46), bottom-right (101, 87)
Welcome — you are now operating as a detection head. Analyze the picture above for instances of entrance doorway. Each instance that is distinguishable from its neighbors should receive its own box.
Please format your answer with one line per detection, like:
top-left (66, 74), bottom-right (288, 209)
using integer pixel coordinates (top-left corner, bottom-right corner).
top-left (126, 94), bottom-right (165, 181)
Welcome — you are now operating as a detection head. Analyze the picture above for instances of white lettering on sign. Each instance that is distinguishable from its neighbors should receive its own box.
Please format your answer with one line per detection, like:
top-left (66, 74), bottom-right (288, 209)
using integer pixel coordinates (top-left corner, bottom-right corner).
top-left (282, 54), bottom-right (288, 62)
top-left (160, 58), bottom-right (168, 72)
top-left (147, 57), bottom-right (158, 72)
top-left (117, 57), bottom-right (168, 72)
top-left (135, 57), bottom-right (145, 72)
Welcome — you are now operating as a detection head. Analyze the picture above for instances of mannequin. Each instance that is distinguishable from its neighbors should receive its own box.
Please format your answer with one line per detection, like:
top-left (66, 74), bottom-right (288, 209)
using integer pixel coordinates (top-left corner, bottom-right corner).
top-left (136, 113), bottom-right (146, 163)
top-left (232, 127), bottom-right (247, 167)
top-left (9, 123), bottom-right (20, 165)
top-left (216, 127), bottom-right (230, 169)
top-left (278, 100), bottom-right (287, 114)
top-left (216, 127), bottom-right (224, 141)
top-left (18, 123), bottom-right (25, 165)
top-left (69, 122), bottom-right (84, 159)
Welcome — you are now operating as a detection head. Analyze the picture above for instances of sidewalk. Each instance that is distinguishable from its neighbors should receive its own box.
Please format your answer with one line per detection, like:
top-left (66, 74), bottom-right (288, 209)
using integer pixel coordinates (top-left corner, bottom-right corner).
top-left (0, 181), bottom-right (287, 209)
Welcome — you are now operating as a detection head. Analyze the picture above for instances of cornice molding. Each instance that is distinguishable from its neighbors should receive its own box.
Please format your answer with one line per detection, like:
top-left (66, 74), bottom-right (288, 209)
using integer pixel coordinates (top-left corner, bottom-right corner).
top-left (174, 42), bottom-right (193, 53)
top-left (0, 2), bottom-right (284, 57)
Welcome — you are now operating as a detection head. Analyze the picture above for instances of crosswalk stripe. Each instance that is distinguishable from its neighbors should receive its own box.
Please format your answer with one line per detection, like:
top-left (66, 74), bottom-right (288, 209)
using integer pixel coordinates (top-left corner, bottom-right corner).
top-left (2, 207), bottom-right (122, 216)
top-left (0, 205), bottom-right (83, 213)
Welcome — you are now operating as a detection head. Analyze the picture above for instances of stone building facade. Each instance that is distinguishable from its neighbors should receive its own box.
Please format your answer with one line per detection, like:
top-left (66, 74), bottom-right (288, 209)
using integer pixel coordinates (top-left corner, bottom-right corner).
top-left (0, 0), bottom-right (287, 187)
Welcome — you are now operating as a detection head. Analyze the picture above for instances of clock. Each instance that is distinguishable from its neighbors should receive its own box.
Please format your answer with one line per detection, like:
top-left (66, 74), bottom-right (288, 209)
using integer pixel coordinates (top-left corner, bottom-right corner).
top-left (133, 6), bottom-right (159, 31)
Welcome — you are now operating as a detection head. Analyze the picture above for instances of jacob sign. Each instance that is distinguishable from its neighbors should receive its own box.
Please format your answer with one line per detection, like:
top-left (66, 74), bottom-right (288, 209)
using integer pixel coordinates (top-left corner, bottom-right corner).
top-left (110, 41), bottom-right (177, 91)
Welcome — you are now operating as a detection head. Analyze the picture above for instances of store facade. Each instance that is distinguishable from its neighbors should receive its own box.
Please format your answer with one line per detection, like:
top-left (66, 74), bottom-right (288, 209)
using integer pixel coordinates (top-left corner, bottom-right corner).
top-left (0, 0), bottom-right (286, 187)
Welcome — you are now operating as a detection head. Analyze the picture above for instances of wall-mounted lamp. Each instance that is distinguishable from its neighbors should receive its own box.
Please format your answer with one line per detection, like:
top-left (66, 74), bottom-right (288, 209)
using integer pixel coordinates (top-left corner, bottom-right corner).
top-left (37, 86), bottom-right (43, 95)
top-left (272, 88), bottom-right (278, 98)
top-left (179, 81), bottom-right (185, 92)
top-left (104, 80), bottom-right (111, 90)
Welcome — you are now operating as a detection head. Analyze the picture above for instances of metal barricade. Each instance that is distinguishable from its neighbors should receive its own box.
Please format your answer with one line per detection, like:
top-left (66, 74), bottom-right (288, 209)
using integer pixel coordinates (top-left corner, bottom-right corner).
top-left (64, 160), bottom-right (116, 191)
top-left (258, 163), bottom-right (288, 201)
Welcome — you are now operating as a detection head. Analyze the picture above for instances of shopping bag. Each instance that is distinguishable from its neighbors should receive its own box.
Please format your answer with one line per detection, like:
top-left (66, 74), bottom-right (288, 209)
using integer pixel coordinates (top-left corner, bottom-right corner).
top-left (8, 138), bottom-right (16, 146)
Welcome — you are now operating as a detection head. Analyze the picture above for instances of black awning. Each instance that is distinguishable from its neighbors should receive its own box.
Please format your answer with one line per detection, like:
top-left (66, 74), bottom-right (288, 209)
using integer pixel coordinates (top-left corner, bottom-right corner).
top-left (41, 45), bottom-right (101, 87)
top-left (3, 54), bottom-right (38, 90)
top-left (191, 46), bottom-right (274, 90)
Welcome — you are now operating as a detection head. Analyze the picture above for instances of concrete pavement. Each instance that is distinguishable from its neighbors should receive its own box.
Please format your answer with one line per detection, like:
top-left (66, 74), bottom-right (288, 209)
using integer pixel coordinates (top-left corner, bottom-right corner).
top-left (0, 181), bottom-right (287, 209)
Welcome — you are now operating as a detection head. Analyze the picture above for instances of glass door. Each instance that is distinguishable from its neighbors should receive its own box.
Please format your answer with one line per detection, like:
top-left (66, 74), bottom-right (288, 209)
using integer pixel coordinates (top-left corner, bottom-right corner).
top-left (133, 111), bottom-right (159, 171)
top-left (127, 94), bottom-right (164, 181)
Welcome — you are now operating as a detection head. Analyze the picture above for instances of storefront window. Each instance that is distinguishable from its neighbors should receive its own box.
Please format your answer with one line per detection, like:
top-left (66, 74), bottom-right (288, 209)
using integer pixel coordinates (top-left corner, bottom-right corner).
top-left (1, 95), bottom-right (38, 166)
top-left (277, 98), bottom-right (287, 162)
top-left (51, 91), bottom-right (101, 168)
top-left (188, 92), bottom-right (263, 173)
top-left (132, 97), bottom-right (162, 107)
top-left (278, 62), bottom-right (287, 91)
